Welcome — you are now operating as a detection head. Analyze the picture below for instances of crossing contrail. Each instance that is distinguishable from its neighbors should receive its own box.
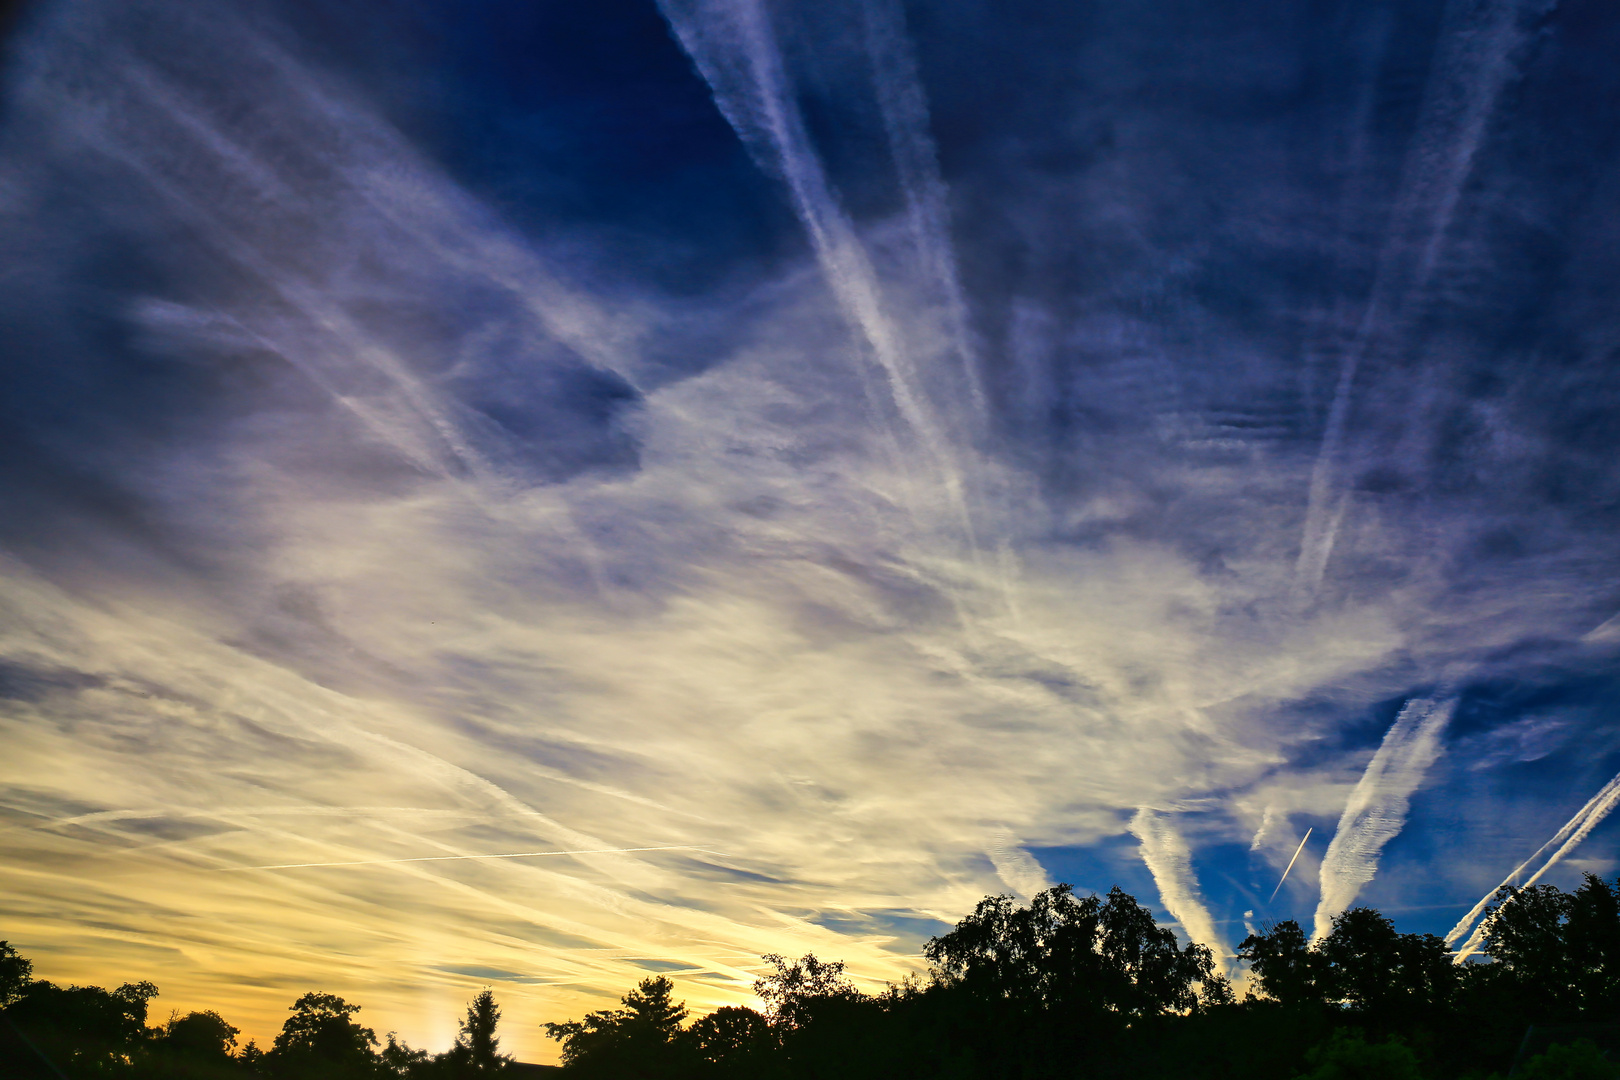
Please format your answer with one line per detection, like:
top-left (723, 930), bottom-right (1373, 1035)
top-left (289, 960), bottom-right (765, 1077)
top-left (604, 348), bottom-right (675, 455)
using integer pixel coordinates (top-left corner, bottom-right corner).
top-left (1294, 0), bottom-right (1541, 595)
top-left (221, 845), bottom-right (732, 871)
top-left (1448, 769), bottom-right (1620, 961)
top-left (656, 0), bottom-right (985, 574)
top-left (1269, 827), bottom-right (1313, 903)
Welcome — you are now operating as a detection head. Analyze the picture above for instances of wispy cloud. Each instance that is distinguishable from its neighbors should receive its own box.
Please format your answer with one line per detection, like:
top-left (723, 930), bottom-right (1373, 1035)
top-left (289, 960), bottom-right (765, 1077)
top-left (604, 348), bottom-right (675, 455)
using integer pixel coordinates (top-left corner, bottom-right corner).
top-left (1295, 0), bottom-right (1546, 593)
top-left (656, 0), bottom-right (985, 572)
top-left (1314, 698), bottom-right (1455, 940)
top-left (2, 0), bottom-right (1619, 1064)
top-left (222, 846), bottom-right (733, 873)
top-left (987, 830), bottom-right (1051, 900)
top-left (1129, 809), bottom-right (1227, 966)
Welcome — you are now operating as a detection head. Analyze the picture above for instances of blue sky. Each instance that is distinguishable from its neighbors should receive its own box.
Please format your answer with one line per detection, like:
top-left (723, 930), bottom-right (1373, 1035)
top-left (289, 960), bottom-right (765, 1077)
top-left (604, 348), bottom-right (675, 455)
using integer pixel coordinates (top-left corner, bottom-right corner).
top-left (2, 0), bottom-right (1620, 1062)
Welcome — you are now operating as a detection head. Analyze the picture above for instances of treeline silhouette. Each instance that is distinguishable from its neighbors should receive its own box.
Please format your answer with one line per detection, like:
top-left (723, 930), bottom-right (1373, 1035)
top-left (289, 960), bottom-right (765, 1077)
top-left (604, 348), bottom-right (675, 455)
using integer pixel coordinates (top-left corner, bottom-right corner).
top-left (5, 877), bottom-right (1620, 1079)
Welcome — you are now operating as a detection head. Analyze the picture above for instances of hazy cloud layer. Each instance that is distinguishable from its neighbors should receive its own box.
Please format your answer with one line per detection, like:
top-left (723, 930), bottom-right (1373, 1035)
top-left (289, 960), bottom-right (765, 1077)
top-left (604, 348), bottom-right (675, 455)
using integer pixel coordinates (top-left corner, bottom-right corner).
top-left (3, 0), bottom-right (1620, 1060)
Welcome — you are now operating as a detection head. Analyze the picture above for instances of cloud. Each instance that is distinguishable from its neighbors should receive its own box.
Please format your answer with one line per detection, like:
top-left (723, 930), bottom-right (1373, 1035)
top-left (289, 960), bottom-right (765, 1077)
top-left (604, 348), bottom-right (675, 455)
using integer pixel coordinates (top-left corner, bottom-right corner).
top-left (987, 831), bottom-right (1051, 900)
top-left (1295, 0), bottom-right (1548, 593)
top-left (1129, 809), bottom-right (1227, 966)
top-left (2, 0), bottom-right (1620, 1062)
top-left (1313, 697), bottom-right (1455, 940)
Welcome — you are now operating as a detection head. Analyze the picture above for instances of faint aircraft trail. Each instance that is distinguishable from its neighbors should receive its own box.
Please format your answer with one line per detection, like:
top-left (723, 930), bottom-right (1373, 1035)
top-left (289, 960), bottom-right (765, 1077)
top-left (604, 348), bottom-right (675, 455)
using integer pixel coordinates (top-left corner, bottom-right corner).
top-left (860, 0), bottom-right (987, 421)
top-left (1269, 827), bottom-right (1313, 903)
top-left (221, 845), bottom-right (733, 871)
top-left (1448, 770), bottom-right (1620, 960)
top-left (1295, 0), bottom-right (1546, 594)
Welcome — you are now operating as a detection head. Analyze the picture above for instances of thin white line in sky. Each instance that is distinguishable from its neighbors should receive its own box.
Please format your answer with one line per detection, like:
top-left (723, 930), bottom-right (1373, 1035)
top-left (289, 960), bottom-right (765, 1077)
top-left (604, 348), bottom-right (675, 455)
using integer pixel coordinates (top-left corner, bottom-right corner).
top-left (221, 845), bottom-right (731, 871)
top-left (1269, 827), bottom-right (1312, 903)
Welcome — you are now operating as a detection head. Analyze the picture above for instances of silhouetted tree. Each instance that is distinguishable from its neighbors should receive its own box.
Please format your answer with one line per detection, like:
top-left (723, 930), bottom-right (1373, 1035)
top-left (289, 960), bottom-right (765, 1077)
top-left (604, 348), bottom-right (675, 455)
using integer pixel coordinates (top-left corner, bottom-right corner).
top-left (926, 884), bottom-right (1214, 1018)
top-left (375, 1032), bottom-right (425, 1076)
top-left (688, 1004), bottom-right (774, 1077)
top-left (1483, 883), bottom-right (1579, 1020)
top-left (430, 989), bottom-right (512, 1077)
top-left (544, 975), bottom-right (691, 1078)
top-left (1238, 919), bottom-right (1322, 1008)
top-left (1238, 908), bottom-right (1455, 1029)
top-left (4, 977), bottom-right (158, 1076)
top-left (19, 875), bottom-right (1620, 1080)
top-left (464, 990), bottom-right (506, 1070)
top-left (240, 1039), bottom-right (266, 1071)
top-left (265, 991), bottom-right (378, 1078)
top-left (133, 1008), bottom-right (244, 1080)
top-left (1564, 875), bottom-right (1620, 1018)
top-left (0, 940), bottom-right (32, 1005)
top-left (922, 884), bottom-right (1215, 1078)
top-left (1317, 907), bottom-right (1456, 1022)
top-left (752, 953), bottom-right (892, 1080)
top-left (1199, 971), bottom-right (1237, 1009)
top-left (162, 1009), bottom-right (240, 1060)
top-left (753, 954), bottom-right (861, 1030)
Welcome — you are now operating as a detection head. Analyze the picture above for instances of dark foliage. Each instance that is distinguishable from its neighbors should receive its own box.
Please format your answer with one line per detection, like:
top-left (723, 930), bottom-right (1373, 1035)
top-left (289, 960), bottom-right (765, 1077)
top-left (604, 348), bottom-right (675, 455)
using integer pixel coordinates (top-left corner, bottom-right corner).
top-left (542, 974), bottom-right (693, 1077)
top-left (10, 876), bottom-right (1620, 1079)
top-left (3, 977), bottom-right (158, 1076)
top-left (0, 940), bottom-right (32, 1005)
top-left (0, 972), bottom-right (520, 1079)
top-left (264, 991), bottom-right (379, 1078)
top-left (536, 878), bottom-right (1620, 1080)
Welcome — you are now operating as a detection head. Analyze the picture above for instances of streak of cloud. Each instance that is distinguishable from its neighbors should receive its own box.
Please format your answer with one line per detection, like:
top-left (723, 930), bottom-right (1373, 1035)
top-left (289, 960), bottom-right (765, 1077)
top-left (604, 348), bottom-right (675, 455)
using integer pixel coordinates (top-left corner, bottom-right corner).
top-left (223, 846), bottom-right (733, 873)
top-left (1314, 698), bottom-right (1455, 940)
top-left (1129, 809), bottom-right (1227, 967)
top-left (656, 0), bottom-right (985, 574)
top-left (858, 0), bottom-right (986, 420)
top-left (987, 831), bottom-right (1051, 900)
top-left (1296, 0), bottom-right (1547, 593)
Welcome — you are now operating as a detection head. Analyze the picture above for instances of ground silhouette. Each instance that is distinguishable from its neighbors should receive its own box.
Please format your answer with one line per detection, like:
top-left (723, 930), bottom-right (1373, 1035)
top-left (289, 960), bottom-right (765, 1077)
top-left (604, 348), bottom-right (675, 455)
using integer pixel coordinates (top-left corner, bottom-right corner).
top-left (7, 876), bottom-right (1620, 1077)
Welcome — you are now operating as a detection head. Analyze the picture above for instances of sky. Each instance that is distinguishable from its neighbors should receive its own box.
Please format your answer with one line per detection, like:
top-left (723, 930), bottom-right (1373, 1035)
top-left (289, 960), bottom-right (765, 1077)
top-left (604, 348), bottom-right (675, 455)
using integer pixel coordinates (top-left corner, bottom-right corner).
top-left (2, 0), bottom-right (1620, 1063)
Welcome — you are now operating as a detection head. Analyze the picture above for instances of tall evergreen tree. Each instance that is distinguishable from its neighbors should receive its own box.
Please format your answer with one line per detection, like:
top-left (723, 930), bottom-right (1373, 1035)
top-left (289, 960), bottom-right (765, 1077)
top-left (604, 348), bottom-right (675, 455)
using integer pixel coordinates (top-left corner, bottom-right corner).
top-left (455, 989), bottom-right (510, 1075)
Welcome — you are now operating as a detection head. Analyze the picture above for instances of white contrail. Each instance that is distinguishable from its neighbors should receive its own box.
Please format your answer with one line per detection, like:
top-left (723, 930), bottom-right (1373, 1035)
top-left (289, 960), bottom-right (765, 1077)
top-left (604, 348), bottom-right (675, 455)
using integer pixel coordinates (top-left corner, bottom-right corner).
top-left (1130, 808), bottom-right (1228, 970)
top-left (221, 845), bottom-right (732, 871)
top-left (860, 0), bottom-right (986, 420)
top-left (656, 0), bottom-right (981, 561)
top-left (1269, 827), bottom-right (1313, 903)
top-left (1448, 771), bottom-right (1620, 960)
top-left (113, 63), bottom-right (487, 482)
top-left (1295, 0), bottom-right (1540, 593)
top-left (1313, 697), bottom-right (1454, 940)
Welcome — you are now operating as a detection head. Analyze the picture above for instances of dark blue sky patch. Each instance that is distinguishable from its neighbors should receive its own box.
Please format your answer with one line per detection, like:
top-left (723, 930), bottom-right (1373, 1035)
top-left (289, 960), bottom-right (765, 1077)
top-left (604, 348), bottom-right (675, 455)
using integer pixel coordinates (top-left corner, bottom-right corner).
top-left (0, 661), bottom-right (105, 702)
top-left (627, 958), bottom-right (696, 974)
top-left (405, 0), bottom-right (806, 295)
top-left (1029, 835), bottom-right (1155, 907)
